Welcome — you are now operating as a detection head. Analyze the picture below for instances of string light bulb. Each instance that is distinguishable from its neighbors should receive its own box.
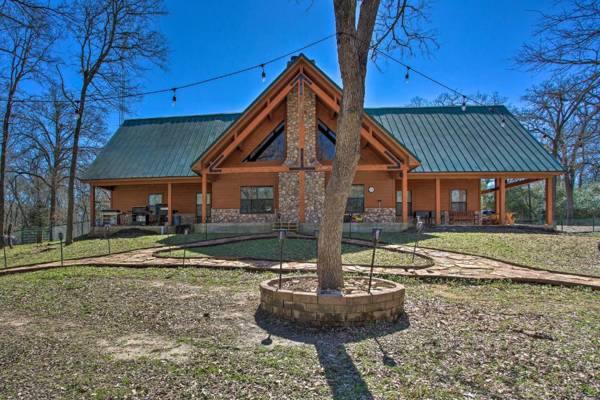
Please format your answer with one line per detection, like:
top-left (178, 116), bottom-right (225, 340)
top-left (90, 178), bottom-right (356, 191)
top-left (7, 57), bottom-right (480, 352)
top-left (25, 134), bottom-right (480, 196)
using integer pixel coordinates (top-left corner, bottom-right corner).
top-left (261, 64), bottom-right (266, 82)
top-left (171, 88), bottom-right (177, 107)
top-left (461, 96), bottom-right (467, 112)
top-left (500, 117), bottom-right (506, 128)
top-left (404, 66), bottom-right (410, 83)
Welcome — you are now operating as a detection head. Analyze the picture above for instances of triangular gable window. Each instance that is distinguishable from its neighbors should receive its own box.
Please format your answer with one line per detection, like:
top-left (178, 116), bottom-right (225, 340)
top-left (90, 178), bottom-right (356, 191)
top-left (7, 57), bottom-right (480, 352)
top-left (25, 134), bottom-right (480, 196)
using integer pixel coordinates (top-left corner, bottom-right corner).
top-left (243, 122), bottom-right (285, 162)
top-left (317, 120), bottom-right (336, 160)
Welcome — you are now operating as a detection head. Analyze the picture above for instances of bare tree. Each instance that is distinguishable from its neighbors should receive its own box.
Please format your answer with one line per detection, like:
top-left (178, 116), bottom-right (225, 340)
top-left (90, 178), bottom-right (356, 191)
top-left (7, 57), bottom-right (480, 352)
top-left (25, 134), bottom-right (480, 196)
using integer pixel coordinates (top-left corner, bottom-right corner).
top-left (59, 0), bottom-right (167, 244)
top-left (518, 0), bottom-right (599, 79)
top-left (0, 1), bottom-right (54, 237)
top-left (518, 78), bottom-right (599, 222)
top-left (317, 0), bottom-right (434, 291)
top-left (11, 84), bottom-right (106, 238)
top-left (408, 91), bottom-right (507, 107)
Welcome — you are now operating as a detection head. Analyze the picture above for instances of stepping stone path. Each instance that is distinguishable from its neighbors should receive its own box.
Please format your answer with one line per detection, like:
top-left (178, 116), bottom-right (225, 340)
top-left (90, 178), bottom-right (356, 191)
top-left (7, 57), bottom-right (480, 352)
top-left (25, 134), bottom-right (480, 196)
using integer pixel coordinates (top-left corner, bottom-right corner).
top-left (1, 234), bottom-right (598, 289)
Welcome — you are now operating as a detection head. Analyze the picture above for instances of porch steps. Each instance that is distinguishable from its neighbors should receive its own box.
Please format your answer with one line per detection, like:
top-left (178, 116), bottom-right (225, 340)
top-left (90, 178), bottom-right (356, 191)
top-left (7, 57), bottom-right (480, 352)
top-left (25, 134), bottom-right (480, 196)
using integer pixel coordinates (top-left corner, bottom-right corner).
top-left (272, 222), bottom-right (298, 232)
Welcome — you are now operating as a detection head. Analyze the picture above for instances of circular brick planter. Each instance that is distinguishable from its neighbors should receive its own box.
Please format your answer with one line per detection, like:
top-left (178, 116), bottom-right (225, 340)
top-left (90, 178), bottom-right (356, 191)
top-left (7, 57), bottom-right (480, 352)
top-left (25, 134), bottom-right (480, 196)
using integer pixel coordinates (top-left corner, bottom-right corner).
top-left (259, 275), bottom-right (405, 327)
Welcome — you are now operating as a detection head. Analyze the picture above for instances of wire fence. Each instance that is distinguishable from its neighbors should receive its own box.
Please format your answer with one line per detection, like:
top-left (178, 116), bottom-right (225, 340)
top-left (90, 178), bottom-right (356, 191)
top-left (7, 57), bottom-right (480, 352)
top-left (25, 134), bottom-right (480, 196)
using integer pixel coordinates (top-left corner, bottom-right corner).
top-left (556, 216), bottom-right (598, 233)
top-left (10, 221), bottom-right (90, 244)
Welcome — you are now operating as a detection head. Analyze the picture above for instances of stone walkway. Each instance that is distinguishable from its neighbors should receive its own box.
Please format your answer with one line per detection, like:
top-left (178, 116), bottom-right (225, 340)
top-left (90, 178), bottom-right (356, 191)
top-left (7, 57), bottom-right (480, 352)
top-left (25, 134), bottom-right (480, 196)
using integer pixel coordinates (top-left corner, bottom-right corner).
top-left (1, 234), bottom-right (599, 289)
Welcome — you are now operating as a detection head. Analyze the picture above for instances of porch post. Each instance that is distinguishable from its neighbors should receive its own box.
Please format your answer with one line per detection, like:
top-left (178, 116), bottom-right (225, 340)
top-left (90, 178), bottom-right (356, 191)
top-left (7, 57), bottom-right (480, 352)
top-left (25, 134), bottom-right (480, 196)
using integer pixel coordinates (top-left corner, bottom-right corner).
top-left (90, 184), bottom-right (96, 229)
top-left (545, 177), bottom-right (553, 225)
top-left (167, 182), bottom-right (172, 225)
top-left (498, 178), bottom-right (506, 225)
top-left (201, 173), bottom-right (207, 224)
top-left (435, 178), bottom-right (441, 225)
top-left (401, 164), bottom-right (408, 223)
top-left (494, 178), bottom-right (500, 214)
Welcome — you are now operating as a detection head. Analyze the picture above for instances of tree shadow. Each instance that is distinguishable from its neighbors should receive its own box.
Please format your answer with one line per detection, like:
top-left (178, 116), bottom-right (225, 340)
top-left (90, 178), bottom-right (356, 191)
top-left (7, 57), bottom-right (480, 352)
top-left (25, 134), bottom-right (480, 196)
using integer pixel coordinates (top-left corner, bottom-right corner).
top-left (254, 309), bottom-right (410, 399)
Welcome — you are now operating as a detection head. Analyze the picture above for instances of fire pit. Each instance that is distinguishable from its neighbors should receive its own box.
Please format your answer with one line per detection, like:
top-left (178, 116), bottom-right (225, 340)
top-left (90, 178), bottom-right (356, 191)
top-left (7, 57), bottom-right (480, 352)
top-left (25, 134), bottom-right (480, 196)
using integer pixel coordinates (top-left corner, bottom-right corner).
top-left (259, 275), bottom-right (405, 327)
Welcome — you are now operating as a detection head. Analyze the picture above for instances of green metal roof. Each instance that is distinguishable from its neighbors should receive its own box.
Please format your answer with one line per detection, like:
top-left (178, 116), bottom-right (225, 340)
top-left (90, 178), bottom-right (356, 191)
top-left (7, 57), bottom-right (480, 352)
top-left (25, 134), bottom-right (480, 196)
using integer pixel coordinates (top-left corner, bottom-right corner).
top-left (82, 113), bottom-right (240, 180)
top-left (83, 58), bottom-right (562, 181)
top-left (365, 105), bottom-right (564, 173)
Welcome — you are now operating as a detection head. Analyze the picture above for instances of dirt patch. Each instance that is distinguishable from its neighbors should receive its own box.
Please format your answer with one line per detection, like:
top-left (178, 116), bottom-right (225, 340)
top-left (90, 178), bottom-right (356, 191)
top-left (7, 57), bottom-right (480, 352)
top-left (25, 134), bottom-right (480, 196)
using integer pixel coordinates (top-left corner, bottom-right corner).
top-left (276, 276), bottom-right (396, 294)
top-left (0, 313), bottom-right (31, 328)
top-left (98, 333), bottom-right (192, 363)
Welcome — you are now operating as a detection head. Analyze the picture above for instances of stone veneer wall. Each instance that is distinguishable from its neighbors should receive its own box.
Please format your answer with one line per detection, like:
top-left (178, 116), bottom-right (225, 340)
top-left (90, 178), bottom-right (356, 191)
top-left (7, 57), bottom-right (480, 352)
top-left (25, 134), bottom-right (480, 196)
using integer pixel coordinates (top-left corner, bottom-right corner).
top-left (284, 87), bottom-right (300, 166)
top-left (278, 85), bottom-right (321, 223)
top-left (211, 209), bottom-right (277, 223)
top-left (363, 208), bottom-right (397, 223)
top-left (304, 171), bottom-right (325, 224)
top-left (278, 172), bottom-right (299, 222)
top-left (302, 88), bottom-right (317, 166)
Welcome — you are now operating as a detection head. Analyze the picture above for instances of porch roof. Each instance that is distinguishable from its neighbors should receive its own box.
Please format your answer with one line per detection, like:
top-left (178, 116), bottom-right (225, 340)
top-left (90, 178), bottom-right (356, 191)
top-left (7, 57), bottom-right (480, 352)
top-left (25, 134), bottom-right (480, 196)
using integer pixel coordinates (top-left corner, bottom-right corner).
top-left (81, 113), bottom-right (240, 180)
top-left (366, 105), bottom-right (564, 173)
top-left (82, 106), bottom-right (563, 181)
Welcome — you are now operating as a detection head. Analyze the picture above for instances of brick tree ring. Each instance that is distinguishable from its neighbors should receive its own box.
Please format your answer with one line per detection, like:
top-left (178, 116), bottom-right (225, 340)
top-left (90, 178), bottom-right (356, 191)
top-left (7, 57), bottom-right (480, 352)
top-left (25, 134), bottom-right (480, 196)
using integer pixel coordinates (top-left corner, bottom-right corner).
top-left (259, 275), bottom-right (405, 327)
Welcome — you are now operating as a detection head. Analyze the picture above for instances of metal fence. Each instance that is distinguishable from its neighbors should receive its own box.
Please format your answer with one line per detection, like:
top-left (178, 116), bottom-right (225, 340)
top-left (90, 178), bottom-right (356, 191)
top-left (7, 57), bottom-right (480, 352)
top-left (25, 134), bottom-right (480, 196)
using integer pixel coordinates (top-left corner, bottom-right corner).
top-left (556, 216), bottom-right (598, 233)
top-left (12, 221), bottom-right (90, 244)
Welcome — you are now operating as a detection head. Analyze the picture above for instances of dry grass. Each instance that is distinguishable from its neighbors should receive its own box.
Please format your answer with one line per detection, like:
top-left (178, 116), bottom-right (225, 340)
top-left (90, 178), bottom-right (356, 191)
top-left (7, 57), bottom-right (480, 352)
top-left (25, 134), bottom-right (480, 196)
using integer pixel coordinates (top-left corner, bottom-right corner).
top-left (0, 267), bottom-right (597, 399)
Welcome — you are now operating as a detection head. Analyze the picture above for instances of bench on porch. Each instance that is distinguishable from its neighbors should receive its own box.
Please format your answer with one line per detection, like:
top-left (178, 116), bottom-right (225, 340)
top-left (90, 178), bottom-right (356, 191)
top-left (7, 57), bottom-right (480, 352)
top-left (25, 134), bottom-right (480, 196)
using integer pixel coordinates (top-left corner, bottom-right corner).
top-left (449, 210), bottom-right (479, 225)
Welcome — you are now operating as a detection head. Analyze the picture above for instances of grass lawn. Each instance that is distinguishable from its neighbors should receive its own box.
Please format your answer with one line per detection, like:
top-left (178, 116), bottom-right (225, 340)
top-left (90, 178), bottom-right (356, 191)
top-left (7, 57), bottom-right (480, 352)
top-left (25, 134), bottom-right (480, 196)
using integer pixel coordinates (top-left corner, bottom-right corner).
top-left (0, 267), bottom-right (597, 399)
top-left (351, 231), bottom-right (600, 277)
top-left (161, 237), bottom-right (431, 267)
top-left (1, 232), bottom-right (238, 269)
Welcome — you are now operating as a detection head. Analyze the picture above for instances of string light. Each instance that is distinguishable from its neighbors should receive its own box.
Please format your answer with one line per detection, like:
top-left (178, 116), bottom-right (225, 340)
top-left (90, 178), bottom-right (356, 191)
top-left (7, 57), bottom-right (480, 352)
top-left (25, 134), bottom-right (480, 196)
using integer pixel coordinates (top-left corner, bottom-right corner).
top-left (171, 88), bottom-right (177, 107)
top-left (0, 31), bottom-right (509, 134)
top-left (500, 116), bottom-right (506, 128)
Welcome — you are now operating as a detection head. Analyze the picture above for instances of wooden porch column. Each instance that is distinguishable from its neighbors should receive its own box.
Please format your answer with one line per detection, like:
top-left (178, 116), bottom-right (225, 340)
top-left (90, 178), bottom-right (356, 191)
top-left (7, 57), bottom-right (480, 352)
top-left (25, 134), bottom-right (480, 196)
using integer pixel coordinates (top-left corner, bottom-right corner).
top-left (494, 178), bottom-right (500, 213)
top-left (90, 184), bottom-right (96, 228)
top-left (498, 178), bottom-right (506, 225)
top-left (167, 182), bottom-right (172, 225)
top-left (401, 164), bottom-right (408, 223)
top-left (435, 178), bottom-right (441, 224)
top-left (545, 177), bottom-right (553, 225)
top-left (201, 173), bottom-right (207, 224)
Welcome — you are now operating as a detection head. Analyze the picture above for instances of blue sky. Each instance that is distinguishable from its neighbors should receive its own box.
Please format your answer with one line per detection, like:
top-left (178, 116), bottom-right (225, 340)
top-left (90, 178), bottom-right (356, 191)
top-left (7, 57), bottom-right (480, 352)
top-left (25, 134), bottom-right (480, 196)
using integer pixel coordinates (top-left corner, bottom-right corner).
top-left (112, 0), bottom-right (556, 131)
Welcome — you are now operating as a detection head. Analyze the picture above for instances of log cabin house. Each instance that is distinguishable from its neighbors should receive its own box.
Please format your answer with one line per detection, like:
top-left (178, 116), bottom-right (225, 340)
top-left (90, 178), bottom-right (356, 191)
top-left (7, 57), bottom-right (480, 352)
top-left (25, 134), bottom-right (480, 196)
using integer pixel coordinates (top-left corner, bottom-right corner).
top-left (82, 55), bottom-right (563, 231)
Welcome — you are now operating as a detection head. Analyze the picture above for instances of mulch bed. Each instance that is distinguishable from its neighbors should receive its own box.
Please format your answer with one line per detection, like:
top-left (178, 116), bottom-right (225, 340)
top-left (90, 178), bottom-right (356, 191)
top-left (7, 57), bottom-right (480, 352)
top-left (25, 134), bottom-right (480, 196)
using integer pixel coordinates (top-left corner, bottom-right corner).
top-left (277, 276), bottom-right (396, 294)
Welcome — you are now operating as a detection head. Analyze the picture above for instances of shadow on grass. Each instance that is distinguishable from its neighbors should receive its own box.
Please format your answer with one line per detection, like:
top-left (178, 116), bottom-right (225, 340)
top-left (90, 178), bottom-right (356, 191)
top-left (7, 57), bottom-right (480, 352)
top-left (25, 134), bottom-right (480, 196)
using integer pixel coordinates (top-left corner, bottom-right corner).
top-left (254, 309), bottom-right (410, 399)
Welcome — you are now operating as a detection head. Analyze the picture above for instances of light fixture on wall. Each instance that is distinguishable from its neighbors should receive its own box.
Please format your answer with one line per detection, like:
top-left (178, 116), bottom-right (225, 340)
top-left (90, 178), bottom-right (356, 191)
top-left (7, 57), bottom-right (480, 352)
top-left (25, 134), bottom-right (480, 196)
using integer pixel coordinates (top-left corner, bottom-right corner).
top-left (368, 186), bottom-right (375, 193)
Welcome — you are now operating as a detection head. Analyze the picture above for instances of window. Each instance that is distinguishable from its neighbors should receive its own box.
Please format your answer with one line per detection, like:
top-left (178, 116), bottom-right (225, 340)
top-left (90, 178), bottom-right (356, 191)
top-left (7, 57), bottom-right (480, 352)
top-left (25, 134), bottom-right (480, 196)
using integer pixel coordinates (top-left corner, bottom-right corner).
top-left (396, 190), bottom-right (412, 216)
top-left (346, 185), bottom-right (365, 214)
top-left (450, 189), bottom-right (467, 212)
top-left (148, 193), bottom-right (163, 206)
top-left (243, 122), bottom-right (285, 162)
top-left (240, 186), bottom-right (274, 214)
top-left (317, 121), bottom-right (336, 160)
top-left (196, 192), bottom-right (211, 222)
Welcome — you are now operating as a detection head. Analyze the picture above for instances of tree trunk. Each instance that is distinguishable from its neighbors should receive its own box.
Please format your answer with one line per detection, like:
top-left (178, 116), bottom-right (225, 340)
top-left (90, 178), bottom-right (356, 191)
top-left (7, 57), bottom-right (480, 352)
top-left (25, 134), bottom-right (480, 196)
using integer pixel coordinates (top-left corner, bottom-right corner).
top-left (49, 171), bottom-right (57, 241)
top-left (317, 0), bottom-right (379, 292)
top-left (65, 89), bottom-right (87, 245)
top-left (0, 98), bottom-right (13, 238)
top-left (564, 171), bottom-right (575, 223)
